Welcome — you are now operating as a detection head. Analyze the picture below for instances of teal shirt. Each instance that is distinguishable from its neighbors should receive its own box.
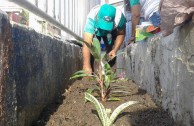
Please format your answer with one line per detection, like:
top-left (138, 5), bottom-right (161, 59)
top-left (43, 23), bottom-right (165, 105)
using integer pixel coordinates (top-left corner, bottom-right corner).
top-left (84, 7), bottom-right (126, 37)
top-left (130, 0), bottom-right (140, 6)
top-left (84, 17), bottom-right (107, 36)
top-left (84, 18), bottom-right (96, 34)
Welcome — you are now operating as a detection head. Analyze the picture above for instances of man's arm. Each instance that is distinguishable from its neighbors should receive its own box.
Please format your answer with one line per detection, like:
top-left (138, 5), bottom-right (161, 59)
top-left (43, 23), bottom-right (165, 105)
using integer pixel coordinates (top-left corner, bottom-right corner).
top-left (82, 32), bottom-right (93, 74)
top-left (128, 4), bottom-right (140, 44)
top-left (109, 28), bottom-right (125, 59)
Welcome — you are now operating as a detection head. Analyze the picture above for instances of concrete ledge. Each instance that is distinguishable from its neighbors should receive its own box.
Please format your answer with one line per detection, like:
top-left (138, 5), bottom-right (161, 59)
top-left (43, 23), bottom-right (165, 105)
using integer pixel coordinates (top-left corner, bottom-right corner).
top-left (117, 22), bottom-right (194, 126)
top-left (0, 11), bottom-right (82, 125)
top-left (0, 10), bottom-right (16, 126)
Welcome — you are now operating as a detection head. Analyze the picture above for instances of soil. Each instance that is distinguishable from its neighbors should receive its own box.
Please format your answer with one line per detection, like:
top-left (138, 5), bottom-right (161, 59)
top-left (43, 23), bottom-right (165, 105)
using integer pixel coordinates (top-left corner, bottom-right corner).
top-left (33, 79), bottom-right (175, 126)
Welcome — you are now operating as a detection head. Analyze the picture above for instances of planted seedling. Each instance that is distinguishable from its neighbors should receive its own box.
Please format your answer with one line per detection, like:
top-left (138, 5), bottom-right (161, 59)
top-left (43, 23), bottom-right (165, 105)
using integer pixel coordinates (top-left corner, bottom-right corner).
top-left (85, 92), bottom-right (138, 126)
top-left (70, 38), bottom-right (130, 102)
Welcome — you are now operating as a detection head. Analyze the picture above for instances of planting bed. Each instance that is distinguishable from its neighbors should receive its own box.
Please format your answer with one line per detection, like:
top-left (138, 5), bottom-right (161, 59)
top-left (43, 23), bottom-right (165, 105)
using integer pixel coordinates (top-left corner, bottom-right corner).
top-left (33, 79), bottom-right (174, 126)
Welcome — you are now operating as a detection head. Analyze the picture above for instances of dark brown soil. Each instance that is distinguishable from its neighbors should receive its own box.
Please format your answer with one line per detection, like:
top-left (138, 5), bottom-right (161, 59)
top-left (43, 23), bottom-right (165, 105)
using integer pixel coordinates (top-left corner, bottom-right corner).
top-left (33, 79), bottom-right (175, 126)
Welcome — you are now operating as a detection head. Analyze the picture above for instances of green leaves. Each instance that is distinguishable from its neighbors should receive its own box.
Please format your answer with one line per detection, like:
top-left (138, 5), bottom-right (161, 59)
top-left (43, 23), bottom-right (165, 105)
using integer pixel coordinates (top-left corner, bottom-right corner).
top-left (92, 37), bottom-right (101, 59)
top-left (76, 38), bottom-right (129, 102)
top-left (70, 70), bottom-right (94, 79)
top-left (86, 86), bottom-right (100, 95)
top-left (73, 36), bottom-right (139, 126)
top-left (107, 97), bottom-right (121, 101)
top-left (109, 100), bottom-right (138, 125)
top-left (85, 92), bottom-right (138, 126)
top-left (85, 92), bottom-right (109, 126)
top-left (84, 37), bottom-right (101, 61)
top-left (79, 37), bottom-right (101, 60)
top-left (135, 27), bottom-right (153, 42)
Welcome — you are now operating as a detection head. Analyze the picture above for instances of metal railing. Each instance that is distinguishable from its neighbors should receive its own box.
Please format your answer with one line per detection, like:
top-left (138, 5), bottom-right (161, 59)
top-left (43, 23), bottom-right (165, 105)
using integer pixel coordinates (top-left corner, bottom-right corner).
top-left (7, 0), bottom-right (125, 42)
top-left (8, 0), bottom-right (100, 41)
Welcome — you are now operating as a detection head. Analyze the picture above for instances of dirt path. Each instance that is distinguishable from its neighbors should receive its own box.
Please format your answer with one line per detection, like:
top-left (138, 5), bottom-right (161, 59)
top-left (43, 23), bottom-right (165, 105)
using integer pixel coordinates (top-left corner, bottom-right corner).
top-left (33, 79), bottom-right (174, 126)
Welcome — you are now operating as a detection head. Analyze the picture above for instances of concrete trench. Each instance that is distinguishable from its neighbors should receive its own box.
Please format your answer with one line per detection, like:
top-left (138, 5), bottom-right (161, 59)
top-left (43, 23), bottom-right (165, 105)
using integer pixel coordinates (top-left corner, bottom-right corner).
top-left (0, 9), bottom-right (194, 125)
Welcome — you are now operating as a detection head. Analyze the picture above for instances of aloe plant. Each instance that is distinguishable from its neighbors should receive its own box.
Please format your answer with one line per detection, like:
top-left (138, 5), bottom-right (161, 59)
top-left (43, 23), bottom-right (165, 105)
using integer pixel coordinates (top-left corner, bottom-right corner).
top-left (70, 37), bottom-right (128, 102)
top-left (85, 92), bottom-right (138, 126)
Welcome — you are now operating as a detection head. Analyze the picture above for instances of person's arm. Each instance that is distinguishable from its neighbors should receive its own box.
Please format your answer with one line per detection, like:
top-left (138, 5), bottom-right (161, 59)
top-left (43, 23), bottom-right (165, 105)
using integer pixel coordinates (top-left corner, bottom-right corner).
top-left (108, 11), bottom-right (126, 58)
top-left (82, 32), bottom-right (93, 75)
top-left (109, 27), bottom-right (126, 59)
top-left (82, 6), bottom-right (97, 74)
top-left (128, 4), bottom-right (140, 44)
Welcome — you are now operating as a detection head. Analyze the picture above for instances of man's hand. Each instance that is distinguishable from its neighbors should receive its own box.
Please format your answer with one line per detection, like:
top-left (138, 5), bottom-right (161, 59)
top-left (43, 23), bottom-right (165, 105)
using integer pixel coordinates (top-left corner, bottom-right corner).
top-left (130, 4), bottom-right (140, 45)
top-left (108, 49), bottom-right (116, 59)
top-left (108, 28), bottom-right (125, 60)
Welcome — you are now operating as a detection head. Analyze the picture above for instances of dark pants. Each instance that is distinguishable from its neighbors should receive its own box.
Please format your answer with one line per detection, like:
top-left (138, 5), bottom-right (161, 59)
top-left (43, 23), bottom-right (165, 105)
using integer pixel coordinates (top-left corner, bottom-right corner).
top-left (90, 29), bottom-right (117, 72)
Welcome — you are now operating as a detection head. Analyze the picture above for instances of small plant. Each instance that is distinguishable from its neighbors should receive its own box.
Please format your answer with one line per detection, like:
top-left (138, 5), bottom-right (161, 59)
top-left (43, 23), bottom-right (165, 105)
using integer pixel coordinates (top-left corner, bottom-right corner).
top-left (85, 92), bottom-right (138, 126)
top-left (117, 71), bottom-right (128, 81)
top-left (71, 38), bottom-right (129, 102)
top-left (20, 9), bottom-right (29, 25)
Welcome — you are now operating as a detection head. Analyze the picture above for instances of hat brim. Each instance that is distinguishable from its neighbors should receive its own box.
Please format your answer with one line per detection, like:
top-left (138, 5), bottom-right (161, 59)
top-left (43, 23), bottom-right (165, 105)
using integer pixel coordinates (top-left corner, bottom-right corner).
top-left (98, 19), bottom-right (114, 31)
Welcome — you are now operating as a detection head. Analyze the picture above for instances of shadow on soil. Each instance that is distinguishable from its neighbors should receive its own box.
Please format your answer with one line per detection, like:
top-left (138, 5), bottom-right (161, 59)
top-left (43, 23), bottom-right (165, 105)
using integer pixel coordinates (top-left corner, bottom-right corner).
top-left (92, 107), bottom-right (174, 126)
top-left (32, 95), bottom-right (66, 126)
top-left (135, 88), bottom-right (147, 95)
top-left (118, 108), bottom-right (174, 126)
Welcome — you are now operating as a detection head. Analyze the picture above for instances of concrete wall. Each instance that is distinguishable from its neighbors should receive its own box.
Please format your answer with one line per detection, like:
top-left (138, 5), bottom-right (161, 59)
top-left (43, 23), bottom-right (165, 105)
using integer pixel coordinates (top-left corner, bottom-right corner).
top-left (117, 22), bottom-right (194, 126)
top-left (0, 11), bottom-right (82, 126)
top-left (0, 10), bottom-right (17, 126)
